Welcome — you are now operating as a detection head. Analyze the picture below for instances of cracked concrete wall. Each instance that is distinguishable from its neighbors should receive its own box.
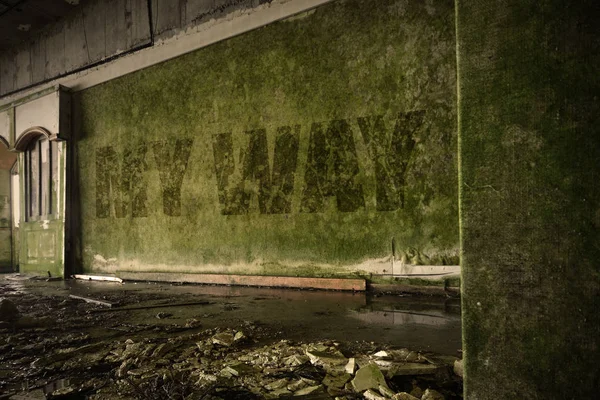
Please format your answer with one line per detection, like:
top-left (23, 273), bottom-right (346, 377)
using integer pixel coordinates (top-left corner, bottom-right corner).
top-left (72, 0), bottom-right (458, 279)
top-left (457, 0), bottom-right (600, 398)
top-left (0, 0), bottom-right (274, 97)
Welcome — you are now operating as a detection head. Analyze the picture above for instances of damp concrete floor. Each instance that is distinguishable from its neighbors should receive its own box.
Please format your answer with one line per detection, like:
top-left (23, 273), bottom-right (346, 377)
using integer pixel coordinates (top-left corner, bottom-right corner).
top-left (9, 276), bottom-right (461, 354)
top-left (0, 274), bottom-right (462, 399)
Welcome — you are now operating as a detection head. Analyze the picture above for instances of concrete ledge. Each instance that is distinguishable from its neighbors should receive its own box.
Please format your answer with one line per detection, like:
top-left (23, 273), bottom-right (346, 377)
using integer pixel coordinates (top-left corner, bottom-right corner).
top-left (117, 272), bottom-right (366, 291)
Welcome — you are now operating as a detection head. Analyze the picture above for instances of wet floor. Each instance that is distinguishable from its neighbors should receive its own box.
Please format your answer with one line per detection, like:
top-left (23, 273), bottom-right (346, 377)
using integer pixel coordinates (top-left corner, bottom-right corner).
top-left (9, 276), bottom-right (462, 356)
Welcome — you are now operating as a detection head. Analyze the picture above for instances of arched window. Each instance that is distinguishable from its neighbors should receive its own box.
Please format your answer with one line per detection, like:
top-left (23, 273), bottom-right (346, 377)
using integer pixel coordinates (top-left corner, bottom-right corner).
top-left (24, 136), bottom-right (58, 220)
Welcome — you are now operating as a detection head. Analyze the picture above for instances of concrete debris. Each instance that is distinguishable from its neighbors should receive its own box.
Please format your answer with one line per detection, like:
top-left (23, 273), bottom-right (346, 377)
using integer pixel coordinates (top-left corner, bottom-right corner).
top-left (387, 362), bottom-right (443, 377)
top-left (454, 359), bottom-right (464, 378)
top-left (306, 346), bottom-right (348, 373)
top-left (265, 378), bottom-right (289, 390)
top-left (285, 354), bottom-right (310, 366)
top-left (422, 388), bottom-right (446, 399)
top-left (323, 372), bottom-right (352, 389)
top-left (294, 384), bottom-right (324, 396)
top-left (379, 384), bottom-right (396, 397)
top-left (234, 330), bottom-right (246, 342)
top-left (364, 388), bottom-right (388, 400)
top-left (0, 277), bottom-right (463, 399)
top-left (1, 325), bottom-right (462, 399)
top-left (211, 331), bottom-right (235, 346)
top-left (266, 387), bottom-right (291, 398)
top-left (0, 298), bottom-right (18, 321)
top-left (392, 393), bottom-right (421, 400)
top-left (345, 357), bottom-right (357, 374)
top-left (374, 350), bottom-right (390, 358)
top-left (352, 363), bottom-right (390, 392)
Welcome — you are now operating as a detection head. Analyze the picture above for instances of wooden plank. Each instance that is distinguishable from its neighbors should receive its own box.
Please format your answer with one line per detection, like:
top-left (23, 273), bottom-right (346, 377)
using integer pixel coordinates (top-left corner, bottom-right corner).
top-left (91, 300), bottom-right (211, 313)
top-left (0, 51), bottom-right (16, 95)
top-left (69, 294), bottom-right (115, 308)
top-left (44, 23), bottom-right (66, 79)
top-left (82, 0), bottom-right (107, 62)
top-left (64, 10), bottom-right (88, 72)
top-left (183, 0), bottom-right (214, 26)
top-left (105, 0), bottom-right (128, 56)
top-left (153, 0), bottom-right (182, 39)
top-left (128, 0), bottom-right (152, 48)
top-left (72, 274), bottom-right (123, 283)
top-left (30, 37), bottom-right (46, 85)
top-left (15, 46), bottom-right (32, 90)
top-left (118, 272), bottom-right (367, 291)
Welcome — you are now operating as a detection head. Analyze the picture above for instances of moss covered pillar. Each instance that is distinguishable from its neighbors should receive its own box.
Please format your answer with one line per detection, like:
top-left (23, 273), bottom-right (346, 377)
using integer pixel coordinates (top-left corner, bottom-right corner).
top-left (456, 0), bottom-right (600, 398)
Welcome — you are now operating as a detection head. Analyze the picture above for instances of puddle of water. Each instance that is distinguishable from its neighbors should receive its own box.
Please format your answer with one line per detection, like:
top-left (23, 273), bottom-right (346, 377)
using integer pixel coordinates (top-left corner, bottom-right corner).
top-left (4, 276), bottom-right (463, 355)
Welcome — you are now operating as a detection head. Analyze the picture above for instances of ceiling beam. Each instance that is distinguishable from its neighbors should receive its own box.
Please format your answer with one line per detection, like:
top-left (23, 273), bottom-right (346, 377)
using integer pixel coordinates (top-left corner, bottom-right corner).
top-left (0, 0), bottom-right (28, 18)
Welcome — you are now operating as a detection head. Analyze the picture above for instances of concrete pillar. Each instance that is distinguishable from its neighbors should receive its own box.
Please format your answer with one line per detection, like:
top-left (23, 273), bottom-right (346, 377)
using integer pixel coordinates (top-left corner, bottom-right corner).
top-left (456, 0), bottom-right (600, 398)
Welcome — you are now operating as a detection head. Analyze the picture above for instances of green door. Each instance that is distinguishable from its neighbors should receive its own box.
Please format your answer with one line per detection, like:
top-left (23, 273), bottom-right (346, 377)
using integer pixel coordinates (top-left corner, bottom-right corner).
top-left (18, 136), bottom-right (66, 278)
top-left (0, 169), bottom-right (11, 271)
top-left (0, 144), bottom-right (17, 272)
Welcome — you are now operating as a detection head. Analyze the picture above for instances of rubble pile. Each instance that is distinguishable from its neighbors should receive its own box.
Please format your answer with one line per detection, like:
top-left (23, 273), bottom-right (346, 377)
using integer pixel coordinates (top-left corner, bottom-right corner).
top-left (0, 278), bottom-right (463, 399)
top-left (98, 328), bottom-right (460, 399)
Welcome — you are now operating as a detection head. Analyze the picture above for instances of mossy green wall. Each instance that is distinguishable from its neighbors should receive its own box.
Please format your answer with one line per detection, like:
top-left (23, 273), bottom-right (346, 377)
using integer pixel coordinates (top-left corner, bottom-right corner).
top-left (457, 0), bottom-right (600, 398)
top-left (73, 0), bottom-right (458, 277)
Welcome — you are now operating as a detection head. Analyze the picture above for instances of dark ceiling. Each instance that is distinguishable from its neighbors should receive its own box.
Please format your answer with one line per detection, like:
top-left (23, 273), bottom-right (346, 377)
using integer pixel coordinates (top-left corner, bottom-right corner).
top-left (0, 0), bottom-right (87, 52)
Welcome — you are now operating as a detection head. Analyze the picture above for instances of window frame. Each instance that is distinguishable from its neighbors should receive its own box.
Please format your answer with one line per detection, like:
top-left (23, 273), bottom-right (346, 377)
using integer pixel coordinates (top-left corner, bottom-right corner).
top-left (23, 135), bottom-right (57, 222)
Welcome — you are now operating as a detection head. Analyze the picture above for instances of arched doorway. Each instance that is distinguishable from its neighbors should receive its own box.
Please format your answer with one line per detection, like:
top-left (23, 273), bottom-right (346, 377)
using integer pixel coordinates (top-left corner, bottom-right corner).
top-left (0, 138), bottom-right (17, 272)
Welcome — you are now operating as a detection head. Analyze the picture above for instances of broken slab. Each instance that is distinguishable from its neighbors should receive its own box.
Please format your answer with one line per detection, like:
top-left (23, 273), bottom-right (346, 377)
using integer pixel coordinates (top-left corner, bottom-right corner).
top-left (212, 332), bottom-right (235, 346)
top-left (306, 347), bottom-right (348, 373)
top-left (284, 354), bottom-right (310, 366)
top-left (294, 385), bottom-right (324, 396)
top-left (364, 389), bottom-right (387, 400)
top-left (265, 378), bottom-right (289, 391)
top-left (322, 372), bottom-right (351, 389)
top-left (387, 362), bottom-right (444, 377)
top-left (379, 384), bottom-right (396, 398)
top-left (351, 363), bottom-right (390, 392)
